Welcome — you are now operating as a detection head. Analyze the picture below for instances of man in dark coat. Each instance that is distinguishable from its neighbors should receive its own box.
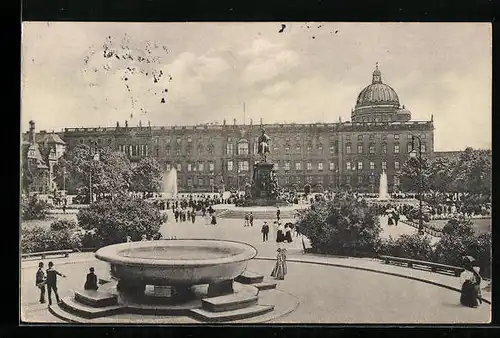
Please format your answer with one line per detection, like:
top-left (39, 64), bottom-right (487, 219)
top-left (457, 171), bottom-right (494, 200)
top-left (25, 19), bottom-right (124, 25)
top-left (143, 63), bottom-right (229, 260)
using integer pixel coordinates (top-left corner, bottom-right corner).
top-left (35, 262), bottom-right (46, 304)
top-left (261, 221), bottom-right (270, 242)
top-left (84, 267), bottom-right (99, 291)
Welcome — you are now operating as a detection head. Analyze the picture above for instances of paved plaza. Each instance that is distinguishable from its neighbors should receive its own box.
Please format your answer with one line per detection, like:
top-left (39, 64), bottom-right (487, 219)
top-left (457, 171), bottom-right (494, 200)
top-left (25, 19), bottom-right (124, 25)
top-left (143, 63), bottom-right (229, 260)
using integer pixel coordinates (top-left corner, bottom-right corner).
top-left (20, 209), bottom-right (491, 324)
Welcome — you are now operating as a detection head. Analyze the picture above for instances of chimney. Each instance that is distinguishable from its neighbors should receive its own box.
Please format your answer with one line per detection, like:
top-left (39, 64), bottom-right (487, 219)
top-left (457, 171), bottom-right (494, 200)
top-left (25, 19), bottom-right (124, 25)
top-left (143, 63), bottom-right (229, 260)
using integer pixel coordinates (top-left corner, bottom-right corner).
top-left (29, 120), bottom-right (36, 144)
top-left (223, 118), bottom-right (226, 126)
top-left (125, 120), bottom-right (128, 128)
top-left (260, 118), bottom-right (263, 126)
top-left (233, 118), bottom-right (236, 126)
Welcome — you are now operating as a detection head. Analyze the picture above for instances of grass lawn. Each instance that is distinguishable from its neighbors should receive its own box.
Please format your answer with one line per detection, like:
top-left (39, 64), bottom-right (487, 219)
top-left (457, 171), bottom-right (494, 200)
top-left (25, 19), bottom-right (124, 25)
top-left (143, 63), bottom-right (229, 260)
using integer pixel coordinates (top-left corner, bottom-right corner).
top-left (428, 218), bottom-right (491, 234)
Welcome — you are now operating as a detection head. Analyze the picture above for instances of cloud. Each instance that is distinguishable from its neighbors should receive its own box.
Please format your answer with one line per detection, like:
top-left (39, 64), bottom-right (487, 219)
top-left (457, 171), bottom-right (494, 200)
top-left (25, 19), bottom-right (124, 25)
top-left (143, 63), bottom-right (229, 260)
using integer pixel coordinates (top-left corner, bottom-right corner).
top-left (241, 40), bottom-right (300, 84)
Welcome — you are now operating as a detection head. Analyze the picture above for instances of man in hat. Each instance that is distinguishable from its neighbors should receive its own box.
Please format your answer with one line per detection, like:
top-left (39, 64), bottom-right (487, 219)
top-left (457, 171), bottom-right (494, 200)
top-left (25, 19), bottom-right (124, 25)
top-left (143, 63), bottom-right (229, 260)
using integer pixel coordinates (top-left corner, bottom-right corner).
top-left (35, 262), bottom-right (46, 304)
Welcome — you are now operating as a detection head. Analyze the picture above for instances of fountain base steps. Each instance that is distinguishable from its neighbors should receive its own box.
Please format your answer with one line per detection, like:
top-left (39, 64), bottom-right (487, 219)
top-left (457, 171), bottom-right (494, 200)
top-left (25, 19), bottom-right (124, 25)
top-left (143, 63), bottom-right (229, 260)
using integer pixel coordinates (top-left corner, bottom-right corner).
top-left (74, 290), bottom-right (118, 307)
top-left (202, 285), bottom-right (259, 312)
top-left (253, 281), bottom-right (278, 291)
top-left (49, 281), bottom-right (279, 323)
top-left (58, 297), bottom-right (125, 319)
top-left (236, 271), bottom-right (264, 284)
top-left (190, 304), bottom-right (275, 322)
top-left (236, 271), bottom-right (278, 291)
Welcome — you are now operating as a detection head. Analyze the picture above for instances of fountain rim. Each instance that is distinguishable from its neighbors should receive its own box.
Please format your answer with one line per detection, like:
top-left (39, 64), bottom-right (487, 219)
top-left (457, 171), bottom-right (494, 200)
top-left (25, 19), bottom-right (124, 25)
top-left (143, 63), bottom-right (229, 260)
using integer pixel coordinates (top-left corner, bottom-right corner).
top-left (94, 239), bottom-right (258, 267)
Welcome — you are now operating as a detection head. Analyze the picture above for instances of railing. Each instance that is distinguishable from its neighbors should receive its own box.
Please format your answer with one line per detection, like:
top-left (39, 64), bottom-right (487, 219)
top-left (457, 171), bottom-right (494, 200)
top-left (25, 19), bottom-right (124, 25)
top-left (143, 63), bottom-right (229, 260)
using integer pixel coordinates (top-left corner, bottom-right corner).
top-left (403, 220), bottom-right (442, 237)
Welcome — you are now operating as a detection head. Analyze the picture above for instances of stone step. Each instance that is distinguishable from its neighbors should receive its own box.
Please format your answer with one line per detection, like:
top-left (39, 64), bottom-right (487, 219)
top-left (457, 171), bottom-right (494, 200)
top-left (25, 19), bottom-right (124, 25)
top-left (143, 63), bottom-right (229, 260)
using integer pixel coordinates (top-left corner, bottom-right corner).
top-left (59, 297), bottom-right (124, 319)
top-left (190, 304), bottom-right (275, 322)
top-left (48, 303), bottom-right (88, 323)
top-left (74, 289), bottom-right (118, 307)
top-left (235, 271), bottom-right (264, 284)
top-left (253, 281), bottom-right (277, 291)
top-left (202, 293), bottom-right (258, 312)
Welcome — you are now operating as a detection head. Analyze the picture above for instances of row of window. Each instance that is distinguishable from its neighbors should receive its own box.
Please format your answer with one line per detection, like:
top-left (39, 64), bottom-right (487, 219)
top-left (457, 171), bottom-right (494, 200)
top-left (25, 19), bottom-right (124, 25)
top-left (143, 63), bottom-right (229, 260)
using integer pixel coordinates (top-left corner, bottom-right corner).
top-left (118, 144), bottom-right (149, 157)
top-left (180, 175), bottom-right (401, 187)
top-left (278, 175), bottom-right (401, 186)
top-left (150, 140), bottom-right (427, 157)
top-left (169, 160), bottom-right (403, 173)
top-left (345, 142), bottom-right (426, 155)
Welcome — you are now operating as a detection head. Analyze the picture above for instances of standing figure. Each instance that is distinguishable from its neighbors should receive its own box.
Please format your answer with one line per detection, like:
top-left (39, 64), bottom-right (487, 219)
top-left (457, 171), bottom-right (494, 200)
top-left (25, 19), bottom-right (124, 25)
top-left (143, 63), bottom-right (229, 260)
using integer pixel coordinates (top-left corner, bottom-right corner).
top-left (284, 224), bottom-right (293, 243)
top-left (271, 248), bottom-right (287, 280)
top-left (244, 213), bottom-right (249, 227)
top-left (276, 222), bottom-right (285, 243)
top-left (35, 262), bottom-right (46, 304)
top-left (460, 259), bottom-right (483, 308)
top-left (257, 129), bottom-right (271, 162)
top-left (276, 207), bottom-right (281, 221)
top-left (84, 267), bottom-right (99, 291)
top-left (211, 211), bottom-right (217, 225)
top-left (261, 221), bottom-right (270, 242)
top-left (46, 261), bottom-right (66, 306)
top-left (249, 212), bottom-right (254, 227)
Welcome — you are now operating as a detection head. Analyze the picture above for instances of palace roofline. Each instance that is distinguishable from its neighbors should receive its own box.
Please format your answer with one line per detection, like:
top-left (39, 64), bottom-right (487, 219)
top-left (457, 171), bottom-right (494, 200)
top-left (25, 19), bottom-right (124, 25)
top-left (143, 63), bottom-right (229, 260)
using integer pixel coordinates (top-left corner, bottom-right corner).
top-left (56, 120), bottom-right (433, 134)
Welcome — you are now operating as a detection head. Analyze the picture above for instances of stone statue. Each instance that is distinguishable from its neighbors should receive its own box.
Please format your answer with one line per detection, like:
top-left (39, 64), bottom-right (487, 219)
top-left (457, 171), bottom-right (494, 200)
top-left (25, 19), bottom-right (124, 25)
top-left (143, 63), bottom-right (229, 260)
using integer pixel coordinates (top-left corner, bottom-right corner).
top-left (257, 129), bottom-right (270, 162)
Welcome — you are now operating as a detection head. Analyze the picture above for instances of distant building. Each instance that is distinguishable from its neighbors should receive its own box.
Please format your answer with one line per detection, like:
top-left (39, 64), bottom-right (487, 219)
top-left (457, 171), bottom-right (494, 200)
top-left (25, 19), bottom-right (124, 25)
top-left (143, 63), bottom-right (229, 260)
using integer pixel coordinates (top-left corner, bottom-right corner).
top-left (24, 65), bottom-right (436, 193)
top-left (21, 121), bottom-right (66, 193)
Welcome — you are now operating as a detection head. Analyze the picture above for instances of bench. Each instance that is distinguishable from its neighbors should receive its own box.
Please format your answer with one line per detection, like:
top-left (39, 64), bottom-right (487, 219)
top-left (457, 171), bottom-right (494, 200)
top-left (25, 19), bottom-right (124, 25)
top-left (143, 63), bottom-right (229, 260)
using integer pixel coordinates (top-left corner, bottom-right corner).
top-left (21, 249), bottom-right (73, 260)
top-left (380, 255), bottom-right (464, 277)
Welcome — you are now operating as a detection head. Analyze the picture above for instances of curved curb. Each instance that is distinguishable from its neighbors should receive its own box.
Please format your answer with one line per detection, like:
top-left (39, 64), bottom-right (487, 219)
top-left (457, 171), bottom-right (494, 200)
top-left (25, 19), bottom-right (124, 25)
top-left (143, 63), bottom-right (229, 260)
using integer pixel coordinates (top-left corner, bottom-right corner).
top-left (253, 257), bottom-right (491, 305)
top-left (21, 252), bottom-right (490, 305)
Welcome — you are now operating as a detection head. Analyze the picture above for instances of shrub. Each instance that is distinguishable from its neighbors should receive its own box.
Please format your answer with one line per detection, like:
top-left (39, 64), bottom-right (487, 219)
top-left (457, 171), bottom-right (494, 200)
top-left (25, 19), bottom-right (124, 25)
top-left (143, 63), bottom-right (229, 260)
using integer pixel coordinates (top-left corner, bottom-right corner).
top-left (21, 226), bottom-right (82, 254)
top-left (297, 196), bottom-right (381, 256)
top-left (50, 219), bottom-right (77, 231)
top-left (77, 195), bottom-right (167, 246)
top-left (378, 233), bottom-right (434, 261)
top-left (441, 217), bottom-right (475, 237)
top-left (21, 195), bottom-right (48, 220)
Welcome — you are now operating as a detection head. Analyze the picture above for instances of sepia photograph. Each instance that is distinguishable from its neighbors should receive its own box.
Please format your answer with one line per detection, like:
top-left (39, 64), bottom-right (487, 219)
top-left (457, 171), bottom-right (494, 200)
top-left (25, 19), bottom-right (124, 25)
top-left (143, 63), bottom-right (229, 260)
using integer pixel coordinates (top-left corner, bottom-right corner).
top-left (20, 22), bottom-right (492, 324)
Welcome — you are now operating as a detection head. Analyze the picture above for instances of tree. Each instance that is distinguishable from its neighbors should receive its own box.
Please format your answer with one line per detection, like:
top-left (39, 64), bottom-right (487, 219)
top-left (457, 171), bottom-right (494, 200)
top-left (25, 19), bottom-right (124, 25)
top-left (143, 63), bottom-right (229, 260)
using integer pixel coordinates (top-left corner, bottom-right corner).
top-left (55, 144), bottom-right (132, 200)
top-left (399, 157), bottom-right (432, 193)
top-left (77, 195), bottom-right (167, 246)
top-left (451, 148), bottom-right (491, 194)
top-left (297, 195), bottom-right (381, 255)
top-left (130, 157), bottom-right (162, 198)
top-left (21, 195), bottom-right (48, 220)
top-left (304, 184), bottom-right (311, 195)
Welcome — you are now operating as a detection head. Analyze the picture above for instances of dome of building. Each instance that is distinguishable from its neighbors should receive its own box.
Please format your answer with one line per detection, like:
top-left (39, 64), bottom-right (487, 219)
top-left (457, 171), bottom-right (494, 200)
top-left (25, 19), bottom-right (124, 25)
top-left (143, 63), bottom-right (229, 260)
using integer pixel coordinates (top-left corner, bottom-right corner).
top-left (355, 65), bottom-right (399, 108)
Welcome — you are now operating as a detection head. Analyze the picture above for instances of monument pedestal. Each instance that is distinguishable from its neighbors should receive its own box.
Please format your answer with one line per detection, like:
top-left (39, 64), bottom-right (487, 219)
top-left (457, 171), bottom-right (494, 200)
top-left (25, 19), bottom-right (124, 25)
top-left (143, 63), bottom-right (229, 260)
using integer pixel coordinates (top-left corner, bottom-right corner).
top-left (242, 161), bottom-right (286, 206)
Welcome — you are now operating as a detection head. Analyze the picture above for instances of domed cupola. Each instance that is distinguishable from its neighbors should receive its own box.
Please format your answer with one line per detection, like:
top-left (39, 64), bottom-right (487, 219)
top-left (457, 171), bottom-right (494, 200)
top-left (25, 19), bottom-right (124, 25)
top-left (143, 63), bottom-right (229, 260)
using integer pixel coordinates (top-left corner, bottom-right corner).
top-left (351, 64), bottom-right (411, 123)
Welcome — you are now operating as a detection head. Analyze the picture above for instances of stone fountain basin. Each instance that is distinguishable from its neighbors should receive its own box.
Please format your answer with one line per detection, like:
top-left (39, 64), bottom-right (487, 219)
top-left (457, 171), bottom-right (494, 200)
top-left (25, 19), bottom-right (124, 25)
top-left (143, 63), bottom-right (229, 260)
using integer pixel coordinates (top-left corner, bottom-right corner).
top-left (95, 239), bottom-right (257, 286)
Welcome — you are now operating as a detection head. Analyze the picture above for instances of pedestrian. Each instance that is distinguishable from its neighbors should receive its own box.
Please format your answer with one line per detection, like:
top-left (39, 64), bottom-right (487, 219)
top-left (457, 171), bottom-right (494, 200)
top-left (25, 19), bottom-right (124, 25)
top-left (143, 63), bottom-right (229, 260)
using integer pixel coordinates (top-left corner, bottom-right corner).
top-left (284, 224), bottom-right (293, 243)
top-left (84, 267), bottom-right (99, 291)
top-left (276, 222), bottom-right (285, 243)
top-left (261, 221), bottom-right (269, 242)
top-left (126, 235), bottom-right (132, 242)
top-left (211, 211), bottom-right (217, 225)
top-left (191, 209), bottom-right (196, 223)
top-left (276, 207), bottom-right (281, 221)
top-left (62, 203), bottom-right (66, 214)
top-left (46, 261), bottom-right (66, 306)
top-left (393, 212), bottom-right (400, 226)
top-left (460, 258), bottom-right (483, 308)
top-left (271, 248), bottom-right (287, 280)
top-left (35, 262), bottom-right (46, 304)
top-left (244, 213), bottom-right (249, 227)
top-left (249, 212), bottom-right (254, 227)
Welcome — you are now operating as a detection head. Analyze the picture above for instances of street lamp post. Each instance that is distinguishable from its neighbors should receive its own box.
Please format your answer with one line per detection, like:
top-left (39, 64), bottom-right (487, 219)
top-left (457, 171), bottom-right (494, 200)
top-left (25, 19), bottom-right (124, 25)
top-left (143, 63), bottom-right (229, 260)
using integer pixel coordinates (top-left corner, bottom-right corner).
top-left (89, 142), bottom-right (100, 204)
top-left (410, 135), bottom-right (424, 235)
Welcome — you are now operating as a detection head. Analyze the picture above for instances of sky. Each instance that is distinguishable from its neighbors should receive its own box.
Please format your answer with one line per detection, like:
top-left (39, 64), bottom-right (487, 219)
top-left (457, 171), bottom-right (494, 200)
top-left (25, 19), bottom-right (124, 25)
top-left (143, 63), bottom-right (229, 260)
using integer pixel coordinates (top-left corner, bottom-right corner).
top-left (21, 22), bottom-right (491, 151)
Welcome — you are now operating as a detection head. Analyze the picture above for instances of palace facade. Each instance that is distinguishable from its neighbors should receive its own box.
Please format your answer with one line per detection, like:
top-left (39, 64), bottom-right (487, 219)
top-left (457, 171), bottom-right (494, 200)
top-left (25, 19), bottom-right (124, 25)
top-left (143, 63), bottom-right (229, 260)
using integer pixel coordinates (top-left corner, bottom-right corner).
top-left (25, 66), bottom-right (435, 193)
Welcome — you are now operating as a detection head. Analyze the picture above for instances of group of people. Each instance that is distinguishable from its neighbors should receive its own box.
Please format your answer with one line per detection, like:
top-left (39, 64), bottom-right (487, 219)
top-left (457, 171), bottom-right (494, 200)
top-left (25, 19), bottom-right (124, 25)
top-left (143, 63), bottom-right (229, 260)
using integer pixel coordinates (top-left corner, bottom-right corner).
top-left (36, 261), bottom-right (100, 306)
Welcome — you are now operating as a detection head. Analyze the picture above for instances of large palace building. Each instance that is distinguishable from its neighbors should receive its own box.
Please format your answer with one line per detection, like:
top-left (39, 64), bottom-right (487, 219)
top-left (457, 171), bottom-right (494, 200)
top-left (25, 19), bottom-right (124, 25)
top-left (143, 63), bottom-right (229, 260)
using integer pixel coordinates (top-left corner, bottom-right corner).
top-left (25, 66), bottom-right (435, 193)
